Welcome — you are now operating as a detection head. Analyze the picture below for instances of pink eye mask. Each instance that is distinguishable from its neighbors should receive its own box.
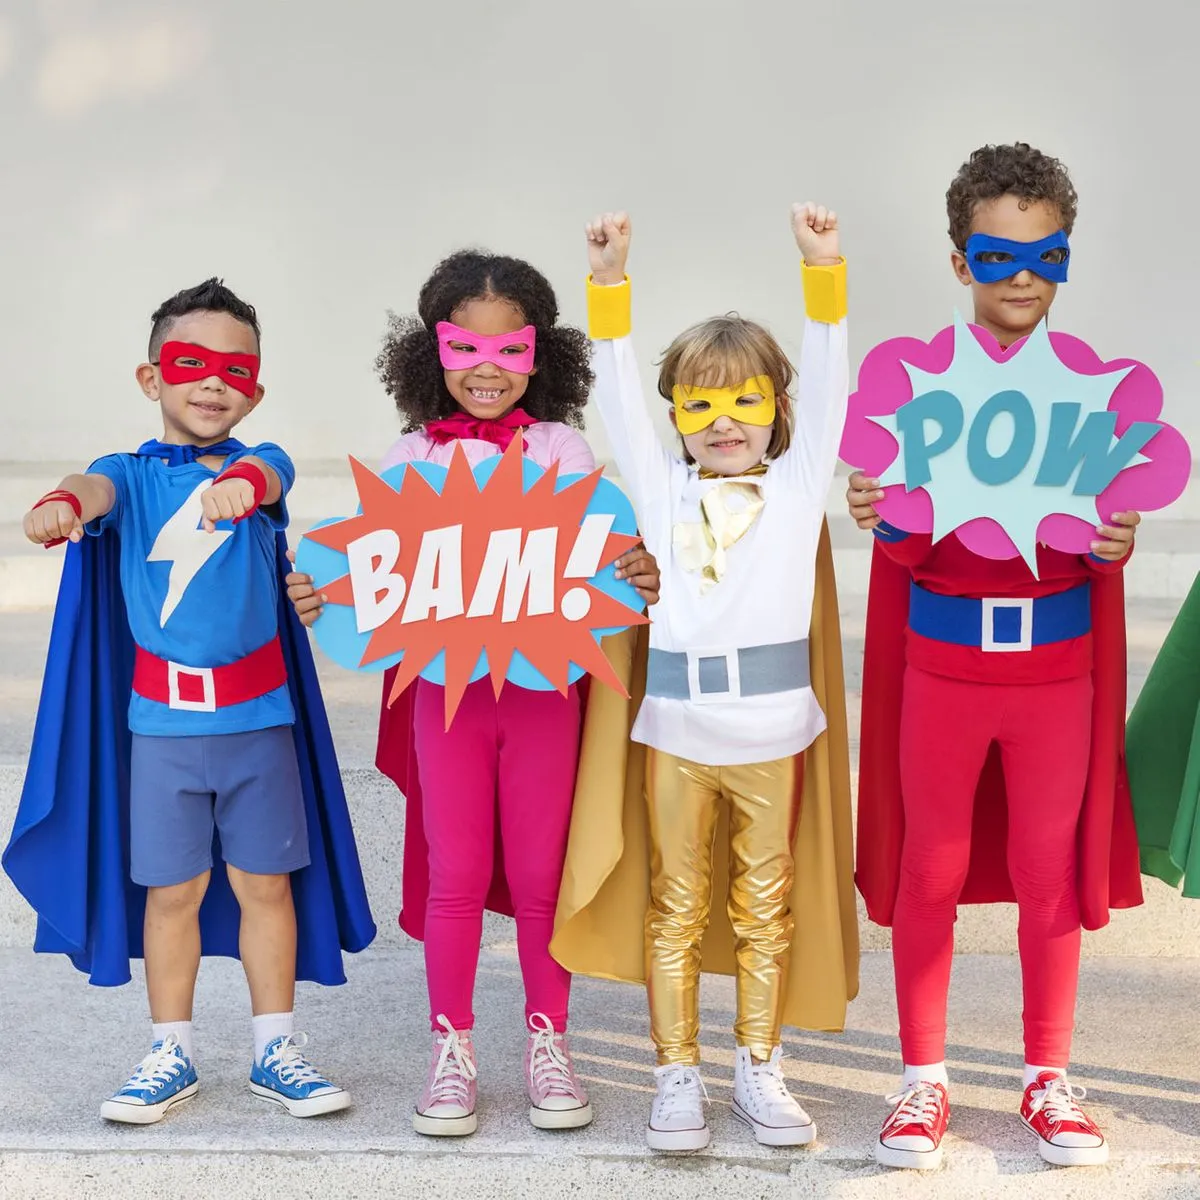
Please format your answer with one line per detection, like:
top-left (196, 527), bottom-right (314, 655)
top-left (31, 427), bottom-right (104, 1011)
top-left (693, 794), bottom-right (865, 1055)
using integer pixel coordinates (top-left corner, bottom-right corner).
top-left (435, 321), bottom-right (537, 375)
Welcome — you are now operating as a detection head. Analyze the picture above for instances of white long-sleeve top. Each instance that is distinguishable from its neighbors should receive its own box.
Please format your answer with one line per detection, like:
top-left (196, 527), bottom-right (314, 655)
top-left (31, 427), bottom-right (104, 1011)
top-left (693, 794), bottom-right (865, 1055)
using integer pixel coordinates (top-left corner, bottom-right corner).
top-left (591, 316), bottom-right (849, 766)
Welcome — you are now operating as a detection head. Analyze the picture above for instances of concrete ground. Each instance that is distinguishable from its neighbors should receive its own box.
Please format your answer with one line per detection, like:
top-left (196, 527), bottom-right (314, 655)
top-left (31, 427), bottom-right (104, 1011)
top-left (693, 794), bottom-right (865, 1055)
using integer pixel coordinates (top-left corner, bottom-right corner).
top-left (1, 947), bottom-right (1198, 1198)
top-left (3, 601), bottom-right (1199, 1198)
top-left (2, 464), bottom-right (1199, 1196)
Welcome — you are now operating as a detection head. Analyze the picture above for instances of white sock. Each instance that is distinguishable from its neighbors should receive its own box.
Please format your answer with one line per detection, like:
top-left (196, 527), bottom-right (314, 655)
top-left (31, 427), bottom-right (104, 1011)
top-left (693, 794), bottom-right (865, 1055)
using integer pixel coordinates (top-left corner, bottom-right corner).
top-left (253, 1012), bottom-right (295, 1062)
top-left (902, 1061), bottom-right (949, 1088)
top-left (152, 1020), bottom-right (194, 1063)
top-left (1024, 1063), bottom-right (1066, 1088)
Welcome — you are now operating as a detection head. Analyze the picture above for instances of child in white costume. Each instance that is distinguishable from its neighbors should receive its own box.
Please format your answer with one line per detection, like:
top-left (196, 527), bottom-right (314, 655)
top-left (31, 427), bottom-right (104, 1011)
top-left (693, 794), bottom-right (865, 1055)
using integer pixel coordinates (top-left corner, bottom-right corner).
top-left (583, 206), bottom-right (850, 1150)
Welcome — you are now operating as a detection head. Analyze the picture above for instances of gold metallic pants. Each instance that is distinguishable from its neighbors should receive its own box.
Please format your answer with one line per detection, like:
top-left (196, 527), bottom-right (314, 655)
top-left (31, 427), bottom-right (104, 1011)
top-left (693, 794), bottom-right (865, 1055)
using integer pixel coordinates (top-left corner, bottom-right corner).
top-left (644, 750), bottom-right (801, 1065)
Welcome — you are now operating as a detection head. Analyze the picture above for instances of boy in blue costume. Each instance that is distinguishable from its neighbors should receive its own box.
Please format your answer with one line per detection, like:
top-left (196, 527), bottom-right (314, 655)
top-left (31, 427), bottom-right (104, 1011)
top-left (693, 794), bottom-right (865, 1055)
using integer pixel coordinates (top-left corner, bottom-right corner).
top-left (6, 279), bottom-right (375, 1124)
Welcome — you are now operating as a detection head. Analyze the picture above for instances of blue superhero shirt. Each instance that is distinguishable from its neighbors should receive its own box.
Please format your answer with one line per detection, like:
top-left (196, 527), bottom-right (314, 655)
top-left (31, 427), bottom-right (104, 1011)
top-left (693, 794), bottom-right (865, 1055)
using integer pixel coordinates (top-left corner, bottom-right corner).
top-left (86, 443), bottom-right (295, 737)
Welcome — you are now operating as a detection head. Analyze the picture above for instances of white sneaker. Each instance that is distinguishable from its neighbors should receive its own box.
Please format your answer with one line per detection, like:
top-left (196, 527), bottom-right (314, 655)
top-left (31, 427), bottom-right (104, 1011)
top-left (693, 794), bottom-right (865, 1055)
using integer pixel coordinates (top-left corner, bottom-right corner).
top-left (647, 1063), bottom-right (710, 1151)
top-left (731, 1046), bottom-right (816, 1147)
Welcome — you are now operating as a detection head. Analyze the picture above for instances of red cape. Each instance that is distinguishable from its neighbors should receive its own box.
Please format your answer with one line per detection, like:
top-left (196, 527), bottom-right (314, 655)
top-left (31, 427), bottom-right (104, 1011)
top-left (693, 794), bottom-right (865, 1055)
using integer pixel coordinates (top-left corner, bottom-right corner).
top-left (376, 669), bottom-right (590, 939)
top-left (855, 542), bottom-right (1144, 931)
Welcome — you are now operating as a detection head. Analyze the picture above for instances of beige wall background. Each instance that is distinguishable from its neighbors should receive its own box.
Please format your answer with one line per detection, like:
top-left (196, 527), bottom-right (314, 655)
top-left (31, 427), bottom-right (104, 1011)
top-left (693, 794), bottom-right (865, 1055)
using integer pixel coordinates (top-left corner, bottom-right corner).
top-left (0, 0), bottom-right (1195, 467)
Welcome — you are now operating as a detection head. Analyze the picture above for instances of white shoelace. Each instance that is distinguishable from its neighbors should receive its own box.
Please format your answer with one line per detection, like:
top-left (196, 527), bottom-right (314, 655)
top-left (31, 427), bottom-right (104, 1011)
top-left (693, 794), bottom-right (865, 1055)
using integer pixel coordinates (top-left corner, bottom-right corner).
top-left (429, 1015), bottom-right (477, 1107)
top-left (1028, 1075), bottom-right (1089, 1126)
top-left (884, 1083), bottom-right (944, 1132)
top-left (263, 1032), bottom-right (328, 1087)
top-left (527, 1013), bottom-right (579, 1098)
top-left (654, 1065), bottom-right (708, 1121)
top-left (747, 1056), bottom-right (796, 1107)
top-left (126, 1035), bottom-right (186, 1092)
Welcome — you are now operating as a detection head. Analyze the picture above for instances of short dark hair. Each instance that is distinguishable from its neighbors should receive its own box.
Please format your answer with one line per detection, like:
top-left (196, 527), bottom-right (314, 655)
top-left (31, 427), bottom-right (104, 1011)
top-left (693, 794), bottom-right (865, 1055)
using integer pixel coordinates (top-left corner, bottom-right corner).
top-left (148, 277), bottom-right (261, 359)
top-left (946, 142), bottom-right (1079, 250)
top-left (376, 250), bottom-right (592, 430)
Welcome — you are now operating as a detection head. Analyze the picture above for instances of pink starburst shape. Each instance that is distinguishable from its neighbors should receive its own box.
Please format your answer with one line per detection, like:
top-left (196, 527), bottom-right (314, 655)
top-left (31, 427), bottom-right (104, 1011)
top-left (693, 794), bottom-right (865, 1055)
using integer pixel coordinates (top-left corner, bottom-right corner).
top-left (839, 319), bottom-right (1191, 560)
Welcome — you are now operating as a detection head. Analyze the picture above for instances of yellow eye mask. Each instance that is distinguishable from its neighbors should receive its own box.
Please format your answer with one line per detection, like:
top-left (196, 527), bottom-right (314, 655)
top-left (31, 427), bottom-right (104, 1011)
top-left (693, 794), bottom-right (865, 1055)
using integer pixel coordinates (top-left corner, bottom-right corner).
top-left (670, 374), bottom-right (776, 435)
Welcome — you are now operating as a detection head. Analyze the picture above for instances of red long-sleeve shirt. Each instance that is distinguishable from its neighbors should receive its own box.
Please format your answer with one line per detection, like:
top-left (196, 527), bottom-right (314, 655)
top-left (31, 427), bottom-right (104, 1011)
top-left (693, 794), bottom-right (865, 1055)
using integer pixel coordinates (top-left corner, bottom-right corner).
top-left (873, 524), bottom-right (1127, 684)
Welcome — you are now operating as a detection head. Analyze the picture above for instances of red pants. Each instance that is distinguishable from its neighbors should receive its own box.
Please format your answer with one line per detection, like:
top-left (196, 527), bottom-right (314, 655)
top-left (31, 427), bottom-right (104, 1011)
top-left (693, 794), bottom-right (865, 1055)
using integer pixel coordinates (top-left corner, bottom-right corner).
top-left (893, 667), bottom-right (1093, 1065)
top-left (414, 679), bottom-right (581, 1033)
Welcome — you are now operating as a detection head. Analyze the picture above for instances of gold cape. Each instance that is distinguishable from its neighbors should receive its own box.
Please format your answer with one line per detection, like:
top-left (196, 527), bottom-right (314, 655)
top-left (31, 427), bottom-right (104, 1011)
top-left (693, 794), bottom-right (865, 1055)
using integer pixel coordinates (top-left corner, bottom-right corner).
top-left (551, 521), bottom-right (859, 1030)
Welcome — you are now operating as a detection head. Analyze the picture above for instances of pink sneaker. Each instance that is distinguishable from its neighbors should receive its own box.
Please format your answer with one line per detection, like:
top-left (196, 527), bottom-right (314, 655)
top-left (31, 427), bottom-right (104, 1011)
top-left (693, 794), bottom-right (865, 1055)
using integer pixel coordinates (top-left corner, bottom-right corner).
top-left (413, 1015), bottom-right (478, 1137)
top-left (524, 1013), bottom-right (593, 1130)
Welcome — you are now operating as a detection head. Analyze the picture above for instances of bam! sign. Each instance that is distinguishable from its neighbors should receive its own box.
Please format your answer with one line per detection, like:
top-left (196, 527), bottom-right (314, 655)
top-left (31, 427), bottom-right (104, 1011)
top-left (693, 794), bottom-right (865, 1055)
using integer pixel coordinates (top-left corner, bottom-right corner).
top-left (839, 316), bottom-right (1191, 570)
top-left (296, 440), bottom-right (647, 727)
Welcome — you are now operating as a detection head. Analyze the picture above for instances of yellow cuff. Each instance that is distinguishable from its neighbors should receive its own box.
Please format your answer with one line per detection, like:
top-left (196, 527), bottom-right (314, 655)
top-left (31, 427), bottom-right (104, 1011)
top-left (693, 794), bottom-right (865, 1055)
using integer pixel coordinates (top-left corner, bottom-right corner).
top-left (587, 275), bottom-right (632, 340)
top-left (801, 258), bottom-right (847, 323)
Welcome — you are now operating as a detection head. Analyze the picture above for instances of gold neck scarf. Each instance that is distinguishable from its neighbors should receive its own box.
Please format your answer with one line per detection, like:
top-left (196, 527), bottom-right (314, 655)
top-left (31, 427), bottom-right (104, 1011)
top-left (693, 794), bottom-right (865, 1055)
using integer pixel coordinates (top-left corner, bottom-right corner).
top-left (697, 463), bottom-right (769, 481)
top-left (674, 475), bottom-right (766, 591)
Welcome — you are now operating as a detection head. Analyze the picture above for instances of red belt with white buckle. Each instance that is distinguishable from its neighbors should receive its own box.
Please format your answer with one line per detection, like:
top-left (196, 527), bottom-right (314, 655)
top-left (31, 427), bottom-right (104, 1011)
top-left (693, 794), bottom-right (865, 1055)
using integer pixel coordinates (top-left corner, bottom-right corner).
top-left (132, 637), bottom-right (287, 712)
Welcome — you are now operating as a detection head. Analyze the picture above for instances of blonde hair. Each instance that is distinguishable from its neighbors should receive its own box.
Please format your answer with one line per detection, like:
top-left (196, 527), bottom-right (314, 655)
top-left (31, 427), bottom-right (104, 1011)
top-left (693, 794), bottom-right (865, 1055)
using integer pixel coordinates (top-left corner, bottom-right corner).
top-left (656, 315), bottom-right (795, 460)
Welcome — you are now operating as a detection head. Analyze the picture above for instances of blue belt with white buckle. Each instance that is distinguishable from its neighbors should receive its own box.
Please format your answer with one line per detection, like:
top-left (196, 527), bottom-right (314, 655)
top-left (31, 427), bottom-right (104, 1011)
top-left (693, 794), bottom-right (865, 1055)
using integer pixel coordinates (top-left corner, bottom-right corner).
top-left (907, 582), bottom-right (1091, 653)
top-left (646, 639), bottom-right (810, 703)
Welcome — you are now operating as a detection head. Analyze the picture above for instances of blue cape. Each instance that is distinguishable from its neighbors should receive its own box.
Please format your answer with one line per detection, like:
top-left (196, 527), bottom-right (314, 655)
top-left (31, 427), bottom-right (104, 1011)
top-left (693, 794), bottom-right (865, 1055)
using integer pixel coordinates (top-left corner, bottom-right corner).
top-left (3, 523), bottom-right (376, 986)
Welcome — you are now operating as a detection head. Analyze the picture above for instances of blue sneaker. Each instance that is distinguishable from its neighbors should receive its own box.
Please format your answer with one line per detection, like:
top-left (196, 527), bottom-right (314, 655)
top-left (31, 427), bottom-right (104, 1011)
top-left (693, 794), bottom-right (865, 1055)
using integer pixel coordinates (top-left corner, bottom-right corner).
top-left (100, 1036), bottom-right (199, 1125)
top-left (249, 1032), bottom-right (351, 1117)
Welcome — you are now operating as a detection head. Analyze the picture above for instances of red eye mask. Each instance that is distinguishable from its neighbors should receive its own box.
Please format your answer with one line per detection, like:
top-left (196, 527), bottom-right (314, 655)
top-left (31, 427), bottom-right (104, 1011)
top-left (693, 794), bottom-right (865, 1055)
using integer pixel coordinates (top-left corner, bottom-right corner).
top-left (157, 341), bottom-right (261, 397)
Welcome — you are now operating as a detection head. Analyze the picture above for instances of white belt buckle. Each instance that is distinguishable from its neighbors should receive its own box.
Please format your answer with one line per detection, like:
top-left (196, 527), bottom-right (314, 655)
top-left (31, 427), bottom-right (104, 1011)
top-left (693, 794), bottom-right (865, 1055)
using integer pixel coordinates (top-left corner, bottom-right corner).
top-left (167, 661), bottom-right (217, 712)
top-left (980, 598), bottom-right (1033, 653)
top-left (686, 646), bottom-right (741, 704)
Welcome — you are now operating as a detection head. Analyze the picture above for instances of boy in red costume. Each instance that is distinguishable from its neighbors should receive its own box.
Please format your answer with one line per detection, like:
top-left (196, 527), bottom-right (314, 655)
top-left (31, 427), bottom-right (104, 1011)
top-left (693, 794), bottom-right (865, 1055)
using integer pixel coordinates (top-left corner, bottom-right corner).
top-left (845, 143), bottom-right (1143, 1170)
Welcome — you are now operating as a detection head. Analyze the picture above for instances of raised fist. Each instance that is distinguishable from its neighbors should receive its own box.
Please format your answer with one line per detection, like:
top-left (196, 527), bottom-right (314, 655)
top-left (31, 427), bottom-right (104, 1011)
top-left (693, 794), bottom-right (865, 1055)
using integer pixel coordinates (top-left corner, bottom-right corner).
top-left (586, 211), bottom-right (632, 287)
top-left (791, 202), bottom-right (841, 265)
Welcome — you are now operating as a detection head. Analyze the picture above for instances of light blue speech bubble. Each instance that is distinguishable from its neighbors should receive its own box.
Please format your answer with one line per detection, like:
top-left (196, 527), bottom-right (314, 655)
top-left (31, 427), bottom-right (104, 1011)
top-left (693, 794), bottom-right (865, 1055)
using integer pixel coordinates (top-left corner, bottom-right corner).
top-left (295, 457), bottom-right (645, 690)
top-left (868, 315), bottom-right (1156, 571)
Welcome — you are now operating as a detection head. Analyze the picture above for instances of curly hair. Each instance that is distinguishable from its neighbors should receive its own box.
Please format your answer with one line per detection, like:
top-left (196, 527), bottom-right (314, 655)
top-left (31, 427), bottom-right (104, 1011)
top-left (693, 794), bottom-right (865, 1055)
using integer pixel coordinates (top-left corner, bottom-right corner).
top-left (946, 142), bottom-right (1079, 250)
top-left (376, 250), bottom-right (593, 430)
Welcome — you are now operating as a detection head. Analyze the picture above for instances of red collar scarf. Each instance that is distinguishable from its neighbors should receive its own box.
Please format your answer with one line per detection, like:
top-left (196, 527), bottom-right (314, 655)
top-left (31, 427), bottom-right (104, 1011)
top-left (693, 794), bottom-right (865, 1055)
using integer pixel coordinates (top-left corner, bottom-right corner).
top-left (424, 408), bottom-right (536, 451)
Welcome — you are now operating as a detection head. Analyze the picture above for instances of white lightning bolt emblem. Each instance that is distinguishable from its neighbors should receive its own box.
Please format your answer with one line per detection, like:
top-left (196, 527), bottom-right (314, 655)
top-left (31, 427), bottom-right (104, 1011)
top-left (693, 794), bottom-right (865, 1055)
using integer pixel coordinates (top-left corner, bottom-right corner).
top-left (148, 481), bottom-right (233, 627)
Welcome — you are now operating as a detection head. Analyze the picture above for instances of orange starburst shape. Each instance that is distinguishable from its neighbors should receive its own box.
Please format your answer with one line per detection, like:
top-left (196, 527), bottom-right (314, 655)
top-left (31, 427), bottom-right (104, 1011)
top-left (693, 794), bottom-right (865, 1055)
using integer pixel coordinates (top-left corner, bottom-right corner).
top-left (303, 438), bottom-right (648, 728)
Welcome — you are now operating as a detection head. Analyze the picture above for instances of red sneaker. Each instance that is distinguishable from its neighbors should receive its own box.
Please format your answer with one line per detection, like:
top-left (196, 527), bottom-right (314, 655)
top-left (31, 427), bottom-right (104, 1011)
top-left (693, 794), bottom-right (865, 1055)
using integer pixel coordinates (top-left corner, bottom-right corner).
top-left (875, 1081), bottom-right (949, 1170)
top-left (1020, 1071), bottom-right (1108, 1166)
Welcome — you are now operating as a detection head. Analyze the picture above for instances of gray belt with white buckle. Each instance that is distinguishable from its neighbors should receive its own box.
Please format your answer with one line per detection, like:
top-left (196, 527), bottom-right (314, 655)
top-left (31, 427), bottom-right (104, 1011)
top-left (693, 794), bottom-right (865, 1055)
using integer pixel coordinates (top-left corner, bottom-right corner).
top-left (646, 639), bottom-right (810, 703)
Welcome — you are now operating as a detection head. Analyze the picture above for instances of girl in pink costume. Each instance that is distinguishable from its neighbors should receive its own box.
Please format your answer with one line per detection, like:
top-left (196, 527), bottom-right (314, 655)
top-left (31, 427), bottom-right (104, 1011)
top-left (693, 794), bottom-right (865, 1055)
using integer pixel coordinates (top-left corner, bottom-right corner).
top-left (286, 250), bottom-right (659, 1137)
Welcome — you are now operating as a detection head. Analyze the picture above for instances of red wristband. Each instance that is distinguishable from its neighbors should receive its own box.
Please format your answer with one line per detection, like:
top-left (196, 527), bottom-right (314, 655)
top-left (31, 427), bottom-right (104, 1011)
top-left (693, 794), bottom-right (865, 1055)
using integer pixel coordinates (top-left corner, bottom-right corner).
top-left (32, 490), bottom-right (83, 549)
top-left (213, 461), bottom-right (269, 523)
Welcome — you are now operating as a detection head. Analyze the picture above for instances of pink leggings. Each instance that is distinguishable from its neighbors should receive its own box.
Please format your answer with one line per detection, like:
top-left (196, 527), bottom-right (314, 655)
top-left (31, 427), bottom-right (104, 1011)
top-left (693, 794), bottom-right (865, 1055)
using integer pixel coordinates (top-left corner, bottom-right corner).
top-left (414, 678), bottom-right (581, 1033)
top-left (893, 667), bottom-right (1093, 1066)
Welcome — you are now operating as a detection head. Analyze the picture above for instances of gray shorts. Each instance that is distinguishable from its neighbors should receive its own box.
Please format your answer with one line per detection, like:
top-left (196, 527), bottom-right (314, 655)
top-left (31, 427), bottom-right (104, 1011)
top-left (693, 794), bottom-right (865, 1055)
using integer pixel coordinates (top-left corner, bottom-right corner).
top-left (129, 726), bottom-right (310, 887)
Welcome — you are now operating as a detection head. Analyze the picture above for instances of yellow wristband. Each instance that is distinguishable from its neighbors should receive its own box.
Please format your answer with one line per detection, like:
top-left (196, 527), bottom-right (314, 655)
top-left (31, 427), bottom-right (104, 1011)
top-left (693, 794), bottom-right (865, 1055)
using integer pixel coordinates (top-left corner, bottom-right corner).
top-left (801, 258), bottom-right (848, 324)
top-left (586, 275), bottom-right (632, 340)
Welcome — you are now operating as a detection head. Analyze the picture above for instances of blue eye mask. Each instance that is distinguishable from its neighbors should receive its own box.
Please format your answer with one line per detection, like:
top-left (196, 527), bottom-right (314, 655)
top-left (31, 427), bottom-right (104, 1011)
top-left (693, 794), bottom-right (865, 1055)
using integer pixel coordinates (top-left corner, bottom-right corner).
top-left (964, 230), bottom-right (1070, 284)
